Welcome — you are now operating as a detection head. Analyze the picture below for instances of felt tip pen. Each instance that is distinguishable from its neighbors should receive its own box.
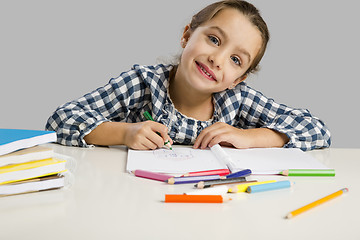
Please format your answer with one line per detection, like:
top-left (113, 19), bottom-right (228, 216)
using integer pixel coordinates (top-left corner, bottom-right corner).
top-left (280, 169), bottom-right (335, 177)
top-left (286, 188), bottom-right (349, 219)
top-left (132, 169), bottom-right (173, 182)
top-left (143, 111), bottom-right (172, 150)
top-left (164, 194), bottom-right (232, 203)
top-left (246, 180), bottom-right (293, 193)
top-left (225, 169), bottom-right (252, 179)
top-left (210, 144), bottom-right (237, 173)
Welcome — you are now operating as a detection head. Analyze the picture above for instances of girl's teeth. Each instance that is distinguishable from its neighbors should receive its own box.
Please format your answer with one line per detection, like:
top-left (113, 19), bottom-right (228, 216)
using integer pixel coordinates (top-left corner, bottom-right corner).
top-left (200, 65), bottom-right (212, 78)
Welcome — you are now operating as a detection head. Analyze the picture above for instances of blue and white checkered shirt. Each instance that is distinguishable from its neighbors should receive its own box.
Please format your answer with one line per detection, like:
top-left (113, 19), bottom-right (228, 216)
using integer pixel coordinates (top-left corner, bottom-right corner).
top-left (45, 64), bottom-right (331, 151)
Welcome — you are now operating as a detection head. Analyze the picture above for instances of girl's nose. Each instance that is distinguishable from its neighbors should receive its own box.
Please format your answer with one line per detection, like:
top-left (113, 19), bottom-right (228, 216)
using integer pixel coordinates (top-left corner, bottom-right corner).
top-left (208, 51), bottom-right (225, 70)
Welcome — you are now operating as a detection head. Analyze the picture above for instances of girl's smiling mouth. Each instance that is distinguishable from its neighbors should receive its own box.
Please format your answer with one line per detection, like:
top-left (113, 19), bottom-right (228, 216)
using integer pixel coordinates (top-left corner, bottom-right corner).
top-left (195, 61), bottom-right (217, 81)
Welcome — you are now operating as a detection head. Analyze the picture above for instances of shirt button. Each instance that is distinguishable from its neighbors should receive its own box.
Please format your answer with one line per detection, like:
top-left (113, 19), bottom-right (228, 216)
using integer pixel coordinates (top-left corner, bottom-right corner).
top-left (79, 123), bottom-right (86, 130)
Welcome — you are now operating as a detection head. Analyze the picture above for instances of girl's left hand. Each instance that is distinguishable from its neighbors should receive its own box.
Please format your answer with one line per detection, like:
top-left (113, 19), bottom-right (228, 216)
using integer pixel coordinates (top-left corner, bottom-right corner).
top-left (193, 122), bottom-right (252, 149)
top-left (193, 122), bottom-right (289, 149)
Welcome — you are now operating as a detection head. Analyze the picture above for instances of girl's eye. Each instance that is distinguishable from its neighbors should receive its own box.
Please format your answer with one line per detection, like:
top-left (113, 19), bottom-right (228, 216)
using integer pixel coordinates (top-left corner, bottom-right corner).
top-left (231, 56), bottom-right (241, 66)
top-left (208, 35), bottom-right (220, 46)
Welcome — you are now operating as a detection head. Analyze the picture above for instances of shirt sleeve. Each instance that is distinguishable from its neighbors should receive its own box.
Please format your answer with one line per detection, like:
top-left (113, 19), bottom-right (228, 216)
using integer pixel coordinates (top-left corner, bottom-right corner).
top-left (45, 68), bottom-right (150, 147)
top-left (238, 85), bottom-right (331, 151)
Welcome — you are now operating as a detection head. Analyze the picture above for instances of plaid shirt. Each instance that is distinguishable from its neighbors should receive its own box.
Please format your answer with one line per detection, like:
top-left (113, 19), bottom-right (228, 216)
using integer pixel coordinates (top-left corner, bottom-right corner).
top-left (46, 64), bottom-right (331, 151)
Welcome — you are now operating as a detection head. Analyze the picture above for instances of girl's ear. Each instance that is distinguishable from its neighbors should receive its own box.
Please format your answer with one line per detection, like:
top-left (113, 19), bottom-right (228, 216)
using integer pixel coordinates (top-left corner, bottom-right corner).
top-left (229, 75), bottom-right (247, 89)
top-left (181, 24), bottom-right (191, 48)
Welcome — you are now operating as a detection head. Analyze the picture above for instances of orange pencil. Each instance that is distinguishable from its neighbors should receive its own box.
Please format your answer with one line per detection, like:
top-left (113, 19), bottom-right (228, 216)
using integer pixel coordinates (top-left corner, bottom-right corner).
top-left (286, 188), bottom-right (349, 219)
top-left (164, 194), bottom-right (231, 203)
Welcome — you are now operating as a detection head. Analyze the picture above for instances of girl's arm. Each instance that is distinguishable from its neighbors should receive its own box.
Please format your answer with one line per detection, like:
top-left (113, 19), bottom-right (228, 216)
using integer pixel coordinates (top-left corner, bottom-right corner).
top-left (83, 121), bottom-right (172, 150)
top-left (193, 123), bottom-right (289, 149)
top-left (45, 67), bottom-right (170, 149)
top-left (195, 84), bottom-right (331, 151)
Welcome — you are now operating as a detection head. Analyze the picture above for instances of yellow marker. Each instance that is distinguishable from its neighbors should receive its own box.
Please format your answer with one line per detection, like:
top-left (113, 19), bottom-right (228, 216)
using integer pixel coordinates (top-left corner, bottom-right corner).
top-left (228, 180), bottom-right (277, 193)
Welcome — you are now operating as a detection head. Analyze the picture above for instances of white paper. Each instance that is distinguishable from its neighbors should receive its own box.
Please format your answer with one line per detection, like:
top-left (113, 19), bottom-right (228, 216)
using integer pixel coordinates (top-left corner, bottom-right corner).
top-left (126, 146), bottom-right (329, 175)
top-left (224, 148), bottom-right (329, 174)
top-left (127, 147), bottom-right (226, 174)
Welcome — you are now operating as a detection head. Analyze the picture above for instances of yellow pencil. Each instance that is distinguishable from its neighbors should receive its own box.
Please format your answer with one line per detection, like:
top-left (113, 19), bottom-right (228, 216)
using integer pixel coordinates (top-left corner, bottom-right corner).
top-left (227, 180), bottom-right (276, 193)
top-left (286, 188), bottom-right (349, 219)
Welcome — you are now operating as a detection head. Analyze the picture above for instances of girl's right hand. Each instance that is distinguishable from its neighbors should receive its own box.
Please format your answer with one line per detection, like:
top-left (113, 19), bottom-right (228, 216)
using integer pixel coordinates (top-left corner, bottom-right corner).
top-left (123, 121), bottom-right (173, 150)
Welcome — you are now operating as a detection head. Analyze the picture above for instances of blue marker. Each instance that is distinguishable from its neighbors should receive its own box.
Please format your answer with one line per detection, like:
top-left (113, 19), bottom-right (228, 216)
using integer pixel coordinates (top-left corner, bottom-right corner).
top-left (246, 180), bottom-right (293, 193)
top-left (225, 169), bottom-right (252, 179)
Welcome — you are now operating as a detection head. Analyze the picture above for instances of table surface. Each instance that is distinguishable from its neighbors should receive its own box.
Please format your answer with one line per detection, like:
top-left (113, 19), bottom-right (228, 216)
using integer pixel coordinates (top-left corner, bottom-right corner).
top-left (1, 144), bottom-right (359, 240)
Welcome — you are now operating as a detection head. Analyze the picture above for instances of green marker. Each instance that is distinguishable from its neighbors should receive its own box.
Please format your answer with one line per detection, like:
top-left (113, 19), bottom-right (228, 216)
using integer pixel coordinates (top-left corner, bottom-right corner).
top-left (279, 169), bottom-right (335, 177)
top-left (143, 111), bottom-right (172, 150)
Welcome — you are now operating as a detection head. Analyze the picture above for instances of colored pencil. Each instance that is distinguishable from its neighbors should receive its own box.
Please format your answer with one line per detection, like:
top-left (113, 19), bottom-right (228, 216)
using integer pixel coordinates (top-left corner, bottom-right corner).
top-left (246, 180), bottom-right (293, 193)
top-left (280, 169), bottom-right (335, 177)
top-left (164, 194), bottom-right (232, 203)
top-left (132, 169), bottom-right (173, 182)
top-left (225, 169), bottom-right (252, 179)
top-left (184, 185), bottom-right (229, 195)
top-left (195, 176), bottom-right (248, 189)
top-left (166, 175), bottom-right (222, 184)
top-left (143, 111), bottom-right (172, 150)
top-left (181, 169), bottom-right (230, 177)
top-left (227, 180), bottom-right (276, 193)
top-left (286, 188), bottom-right (349, 219)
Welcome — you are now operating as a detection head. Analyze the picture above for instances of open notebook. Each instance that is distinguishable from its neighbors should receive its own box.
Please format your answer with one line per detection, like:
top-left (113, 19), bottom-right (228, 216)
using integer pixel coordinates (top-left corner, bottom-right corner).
top-left (126, 146), bottom-right (330, 175)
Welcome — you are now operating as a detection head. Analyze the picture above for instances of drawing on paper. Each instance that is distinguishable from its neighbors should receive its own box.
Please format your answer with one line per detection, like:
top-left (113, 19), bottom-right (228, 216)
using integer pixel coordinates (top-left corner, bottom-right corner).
top-left (153, 149), bottom-right (194, 161)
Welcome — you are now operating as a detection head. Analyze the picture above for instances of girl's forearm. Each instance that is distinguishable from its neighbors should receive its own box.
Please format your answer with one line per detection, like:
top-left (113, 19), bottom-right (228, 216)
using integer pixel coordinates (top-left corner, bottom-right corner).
top-left (84, 122), bottom-right (128, 146)
top-left (248, 128), bottom-right (289, 148)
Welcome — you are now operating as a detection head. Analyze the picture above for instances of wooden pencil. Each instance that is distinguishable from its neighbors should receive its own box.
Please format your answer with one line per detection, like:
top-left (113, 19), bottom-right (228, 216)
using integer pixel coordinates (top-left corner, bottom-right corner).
top-left (286, 188), bottom-right (348, 219)
top-left (195, 176), bottom-right (248, 189)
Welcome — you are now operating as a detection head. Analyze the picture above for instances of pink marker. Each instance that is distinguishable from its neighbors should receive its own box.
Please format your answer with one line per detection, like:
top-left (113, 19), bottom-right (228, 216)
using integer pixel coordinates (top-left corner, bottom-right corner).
top-left (133, 169), bottom-right (173, 182)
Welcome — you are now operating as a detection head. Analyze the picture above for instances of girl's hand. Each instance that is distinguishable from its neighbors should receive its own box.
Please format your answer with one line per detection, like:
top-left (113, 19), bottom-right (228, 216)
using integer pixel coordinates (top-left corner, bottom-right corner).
top-left (123, 121), bottom-right (173, 150)
top-left (193, 122), bottom-right (288, 149)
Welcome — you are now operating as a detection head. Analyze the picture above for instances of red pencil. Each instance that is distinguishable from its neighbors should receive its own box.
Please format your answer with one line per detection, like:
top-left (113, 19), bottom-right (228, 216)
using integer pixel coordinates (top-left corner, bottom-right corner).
top-left (181, 169), bottom-right (230, 177)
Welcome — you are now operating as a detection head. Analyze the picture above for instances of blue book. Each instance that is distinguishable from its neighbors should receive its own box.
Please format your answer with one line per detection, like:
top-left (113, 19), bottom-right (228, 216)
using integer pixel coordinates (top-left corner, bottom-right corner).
top-left (0, 129), bottom-right (57, 156)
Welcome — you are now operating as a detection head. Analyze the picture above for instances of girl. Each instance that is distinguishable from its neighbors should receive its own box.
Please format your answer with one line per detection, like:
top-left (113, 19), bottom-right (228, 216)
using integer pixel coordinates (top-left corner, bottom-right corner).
top-left (46, 0), bottom-right (331, 151)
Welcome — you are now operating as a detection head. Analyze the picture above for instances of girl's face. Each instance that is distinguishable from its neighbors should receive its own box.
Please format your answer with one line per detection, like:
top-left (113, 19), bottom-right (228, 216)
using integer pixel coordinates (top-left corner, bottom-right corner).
top-left (177, 8), bottom-right (262, 94)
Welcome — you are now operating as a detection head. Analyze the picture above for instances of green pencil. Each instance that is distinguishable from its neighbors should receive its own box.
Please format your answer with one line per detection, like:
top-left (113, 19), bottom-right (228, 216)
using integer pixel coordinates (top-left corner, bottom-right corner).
top-left (279, 169), bottom-right (335, 177)
top-left (143, 111), bottom-right (172, 150)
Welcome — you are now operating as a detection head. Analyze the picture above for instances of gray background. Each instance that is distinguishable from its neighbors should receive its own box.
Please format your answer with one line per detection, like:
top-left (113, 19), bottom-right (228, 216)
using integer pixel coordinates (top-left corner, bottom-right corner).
top-left (1, 0), bottom-right (359, 148)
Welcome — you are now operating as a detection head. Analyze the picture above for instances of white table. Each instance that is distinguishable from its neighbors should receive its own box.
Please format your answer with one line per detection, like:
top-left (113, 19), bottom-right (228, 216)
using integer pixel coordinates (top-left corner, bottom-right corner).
top-left (1, 145), bottom-right (359, 240)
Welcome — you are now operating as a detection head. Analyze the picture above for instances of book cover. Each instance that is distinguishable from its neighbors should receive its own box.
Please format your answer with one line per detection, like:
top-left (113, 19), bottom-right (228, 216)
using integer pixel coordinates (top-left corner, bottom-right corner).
top-left (0, 174), bottom-right (65, 196)
top-left (0, 129), bottom-right (57, 156)
top-left (0, 158), bottom-right (67, 185)
top-left (0, 145), bottom-right (54, 167)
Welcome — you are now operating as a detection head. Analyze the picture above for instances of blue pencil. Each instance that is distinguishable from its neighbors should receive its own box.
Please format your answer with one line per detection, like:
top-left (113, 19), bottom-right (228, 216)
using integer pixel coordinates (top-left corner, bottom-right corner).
top-left (225, 169), bottom-right (252, 179)
top-left (166, 175), bottom-right (222, 184)
top-left (246, 180), bottom-right (293, 193)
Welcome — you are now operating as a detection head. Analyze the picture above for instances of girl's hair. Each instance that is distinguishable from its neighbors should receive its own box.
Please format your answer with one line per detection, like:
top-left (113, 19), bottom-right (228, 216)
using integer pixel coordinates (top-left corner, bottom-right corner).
top-left (188, 0), bottom-right (269, 76)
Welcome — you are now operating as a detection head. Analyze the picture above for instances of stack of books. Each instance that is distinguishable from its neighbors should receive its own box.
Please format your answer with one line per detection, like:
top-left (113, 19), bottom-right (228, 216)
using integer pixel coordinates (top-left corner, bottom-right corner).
top-left (0, 129), bottom-right (71, 197)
